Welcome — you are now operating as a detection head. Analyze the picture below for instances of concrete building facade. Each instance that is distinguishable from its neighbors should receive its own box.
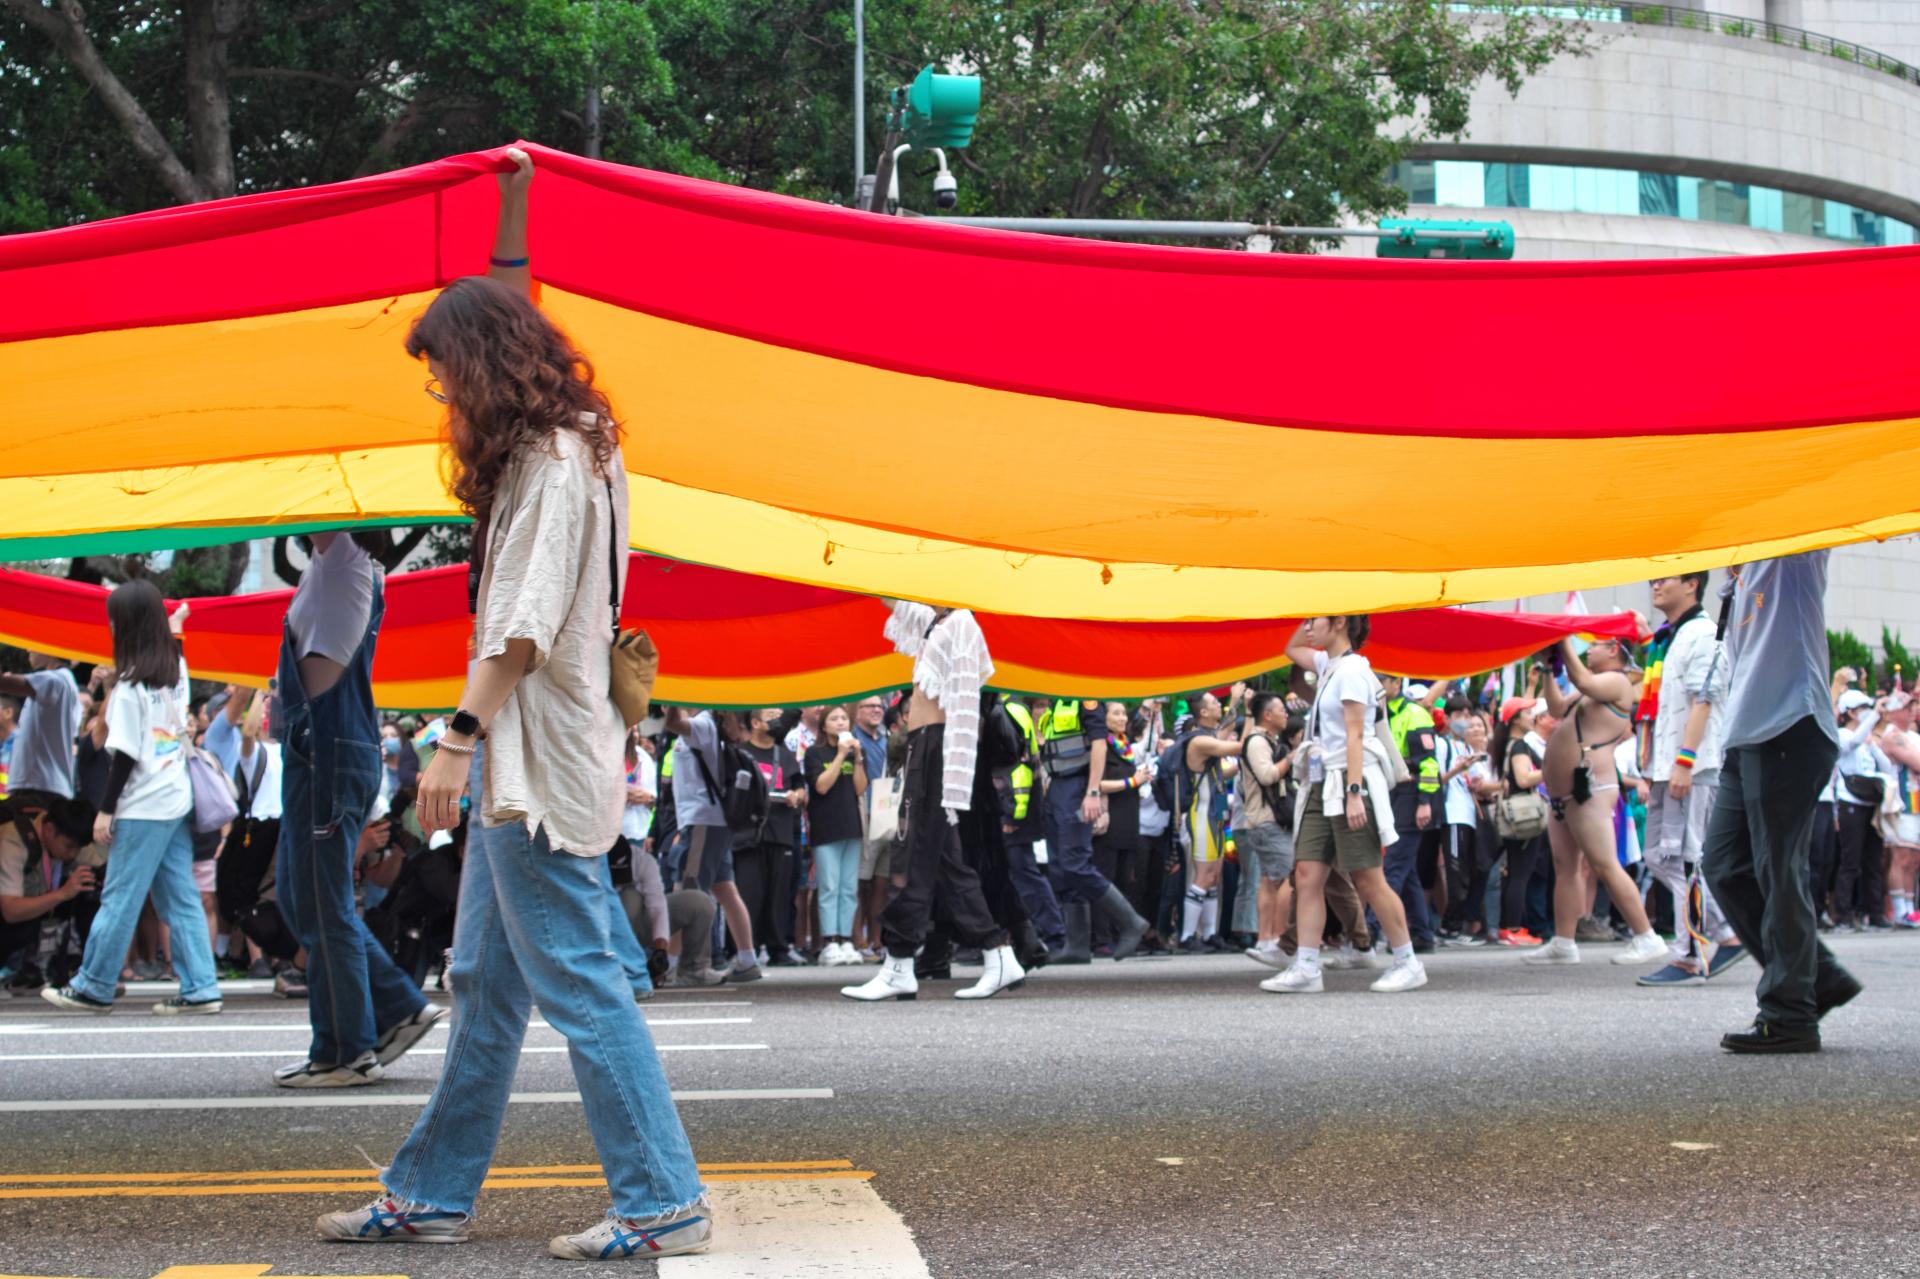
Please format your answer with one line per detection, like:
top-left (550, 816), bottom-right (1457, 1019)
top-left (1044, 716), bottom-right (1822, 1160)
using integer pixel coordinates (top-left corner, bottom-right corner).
top-left (1341, 4), bottom-right (1920, 651)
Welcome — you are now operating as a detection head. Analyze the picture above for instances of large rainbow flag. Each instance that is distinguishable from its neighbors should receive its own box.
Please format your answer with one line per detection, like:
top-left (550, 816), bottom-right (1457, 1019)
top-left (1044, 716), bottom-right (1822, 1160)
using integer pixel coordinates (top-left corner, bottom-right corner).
top-left (0, 562), bottom-right (1637, 711)
top-left (5, 142), bottom-right (1917, 620)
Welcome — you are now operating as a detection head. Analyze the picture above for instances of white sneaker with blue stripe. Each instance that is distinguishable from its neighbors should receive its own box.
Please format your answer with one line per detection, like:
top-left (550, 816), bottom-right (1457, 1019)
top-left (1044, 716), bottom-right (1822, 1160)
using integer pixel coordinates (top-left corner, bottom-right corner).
top-left (549, 1202), bottom-right (713, 1261)
top-left (317, 1194), bottom-right (470, 1244)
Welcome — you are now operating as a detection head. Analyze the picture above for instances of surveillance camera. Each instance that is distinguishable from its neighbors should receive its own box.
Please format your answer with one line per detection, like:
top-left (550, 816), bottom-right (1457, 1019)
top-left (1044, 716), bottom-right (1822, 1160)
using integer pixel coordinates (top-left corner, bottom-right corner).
top-left (933, 170), bottom-right (958, 210)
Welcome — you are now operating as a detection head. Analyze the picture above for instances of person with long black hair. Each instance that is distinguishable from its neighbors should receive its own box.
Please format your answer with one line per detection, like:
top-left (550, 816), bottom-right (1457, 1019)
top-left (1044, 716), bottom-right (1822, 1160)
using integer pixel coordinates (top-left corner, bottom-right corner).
top-left (43, 581), bottom-right (220, 1016)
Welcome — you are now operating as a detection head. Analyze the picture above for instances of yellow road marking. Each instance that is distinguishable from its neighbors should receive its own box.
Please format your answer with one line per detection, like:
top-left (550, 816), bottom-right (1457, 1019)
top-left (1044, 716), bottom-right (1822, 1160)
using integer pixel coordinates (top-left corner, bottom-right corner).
top-left (0, 1160), bottom-right (852, 1185)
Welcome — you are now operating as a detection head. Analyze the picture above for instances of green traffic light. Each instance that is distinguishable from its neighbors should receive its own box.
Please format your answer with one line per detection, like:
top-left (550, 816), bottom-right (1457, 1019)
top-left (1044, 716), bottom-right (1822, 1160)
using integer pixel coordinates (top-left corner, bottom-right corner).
top-left (905, 64), bottom-right (980, 149)
top-left (1375, 218), bottom-right (1515, 260)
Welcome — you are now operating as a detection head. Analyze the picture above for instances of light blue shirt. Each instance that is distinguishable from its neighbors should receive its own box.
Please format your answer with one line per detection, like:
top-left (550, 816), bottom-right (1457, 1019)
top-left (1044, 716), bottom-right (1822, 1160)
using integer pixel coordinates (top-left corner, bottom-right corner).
top-left (1721, 550), bottom-right (1838, 751)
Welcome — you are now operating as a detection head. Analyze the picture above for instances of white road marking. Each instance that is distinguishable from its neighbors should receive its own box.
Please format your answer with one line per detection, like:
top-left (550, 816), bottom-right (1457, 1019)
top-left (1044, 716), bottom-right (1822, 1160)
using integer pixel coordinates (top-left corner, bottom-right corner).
top-left (0, 1017), bottom-right (750, 1036)
top-left (662, 1179), bottom-right (930, 1277)
top-left (0, 1088), bottom-right (833, 1113)
top-left (0, 1043), bottom-right (767, 1062)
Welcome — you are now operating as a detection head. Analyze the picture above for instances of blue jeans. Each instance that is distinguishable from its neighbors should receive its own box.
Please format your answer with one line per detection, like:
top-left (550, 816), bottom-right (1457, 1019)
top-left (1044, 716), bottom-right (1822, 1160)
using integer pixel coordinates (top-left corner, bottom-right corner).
top-left (602, 858), bottom-right (652, 996)
top-left (73, 814), bottom-right (218, 1005)
top-left (278, 737), bottom-right (425, 1066)
top-left (384, 799), bottom-right (703, 1219)
top-left (813, 837), bottom-right (861, 937)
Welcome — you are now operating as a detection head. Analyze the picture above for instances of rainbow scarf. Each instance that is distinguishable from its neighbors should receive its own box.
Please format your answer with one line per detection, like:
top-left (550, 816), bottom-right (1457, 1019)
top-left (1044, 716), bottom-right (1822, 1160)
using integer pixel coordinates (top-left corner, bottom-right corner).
top-left (1635, 604), bottom-right (1703, 771)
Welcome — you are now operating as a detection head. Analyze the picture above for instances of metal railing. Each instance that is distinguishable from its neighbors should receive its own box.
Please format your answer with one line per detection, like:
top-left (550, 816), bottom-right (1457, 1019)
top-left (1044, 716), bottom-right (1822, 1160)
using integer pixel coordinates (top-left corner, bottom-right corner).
top-left (1453, 4), bottom-right (1920, 87)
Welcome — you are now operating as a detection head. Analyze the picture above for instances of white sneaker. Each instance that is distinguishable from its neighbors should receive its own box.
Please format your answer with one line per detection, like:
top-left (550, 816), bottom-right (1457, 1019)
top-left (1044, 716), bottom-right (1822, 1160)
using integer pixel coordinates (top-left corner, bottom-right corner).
top-left (1259, 962), bottom-right (1323, 994)
top-left (955, 945), bottom-right (1024, 1000)
top-left (317, 1194), bottom-right (469, 1244)
top-left (831, 941), bottom-right (859, 967)
top-left (1523, 939), bottom-right (1580, 965)
top-left (727, 955), bottom-right (764, 984)
top-left (550, 1201), bottom-right (712, 1260)
top-left (1364, 943), bottom-right (1391, 970)
top-left (840, 954), bottom-right (918, 1001)
top-left (374, 1003), bottom-right (447, 1066)
top-left (1613, 931), bottom-right (1671, 966)
top-left (1320, 943), bottom-right (1362, 970)
top-left (1370, 957), bottom-right (1428, 993)
top-left (276, 1050), bottom-right (383, 1089)
top-left (1244, 941), bottom-right (1288, 970)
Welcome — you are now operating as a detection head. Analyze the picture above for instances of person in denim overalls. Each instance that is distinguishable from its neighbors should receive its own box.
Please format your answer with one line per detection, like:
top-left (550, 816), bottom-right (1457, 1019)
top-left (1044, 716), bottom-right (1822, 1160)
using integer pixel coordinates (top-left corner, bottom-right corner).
top-left (274, 534), bottom-right (438, 1087)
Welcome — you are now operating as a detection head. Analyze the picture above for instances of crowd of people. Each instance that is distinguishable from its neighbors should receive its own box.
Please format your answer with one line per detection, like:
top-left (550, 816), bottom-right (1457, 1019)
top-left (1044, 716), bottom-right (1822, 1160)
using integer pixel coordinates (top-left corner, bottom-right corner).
top-left (0, 147), bottom-right (1895, 1262)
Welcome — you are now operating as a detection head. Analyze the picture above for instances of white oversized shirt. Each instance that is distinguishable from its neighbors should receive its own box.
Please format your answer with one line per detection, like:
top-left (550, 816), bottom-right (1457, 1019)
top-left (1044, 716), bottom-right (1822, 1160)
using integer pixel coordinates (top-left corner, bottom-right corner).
top-left (474, 427), bottom-right (626, 856)
top-left (1648, 612), bottom-right (1728, 782)
top-left (885, 601), bottom-right (992, 812)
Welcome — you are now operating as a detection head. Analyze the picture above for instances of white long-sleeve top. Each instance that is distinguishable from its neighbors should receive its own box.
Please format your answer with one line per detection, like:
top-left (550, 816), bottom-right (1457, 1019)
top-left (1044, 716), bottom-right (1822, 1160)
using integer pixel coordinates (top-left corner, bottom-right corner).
top-left (886, 600), bottom-right (994, 812)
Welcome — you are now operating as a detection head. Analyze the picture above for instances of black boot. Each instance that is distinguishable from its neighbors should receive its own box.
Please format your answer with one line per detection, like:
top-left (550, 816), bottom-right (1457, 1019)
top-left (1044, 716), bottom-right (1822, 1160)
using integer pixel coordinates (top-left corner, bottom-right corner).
top-left (1720, 1018), bottom-right (1820, 1054)
top-left (1094, 884), bottom-right (1149, 961)
top-left (1014, 920), bottom-right (1049, 972)
top-left (914, 934), bottom-right (952, 981)
top-left (1049, 903), bottom-right (1093, 964)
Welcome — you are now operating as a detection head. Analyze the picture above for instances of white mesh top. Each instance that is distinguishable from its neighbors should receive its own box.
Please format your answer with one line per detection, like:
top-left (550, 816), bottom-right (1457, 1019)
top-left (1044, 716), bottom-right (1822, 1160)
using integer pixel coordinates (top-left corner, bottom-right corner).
top-left (885, 600), bottom-right (994, 813)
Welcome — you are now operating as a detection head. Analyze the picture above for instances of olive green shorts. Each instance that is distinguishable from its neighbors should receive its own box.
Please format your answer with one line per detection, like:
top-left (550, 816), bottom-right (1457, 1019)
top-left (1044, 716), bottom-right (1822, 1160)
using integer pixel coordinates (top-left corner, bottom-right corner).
top-left (1293, 780), bottom-right (1385, 873)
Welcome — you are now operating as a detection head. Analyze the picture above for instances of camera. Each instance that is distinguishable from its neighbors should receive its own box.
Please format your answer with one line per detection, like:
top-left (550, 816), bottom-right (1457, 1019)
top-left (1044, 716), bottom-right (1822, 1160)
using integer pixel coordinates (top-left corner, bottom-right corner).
top-left (932, 170), bottom-right (958, 209)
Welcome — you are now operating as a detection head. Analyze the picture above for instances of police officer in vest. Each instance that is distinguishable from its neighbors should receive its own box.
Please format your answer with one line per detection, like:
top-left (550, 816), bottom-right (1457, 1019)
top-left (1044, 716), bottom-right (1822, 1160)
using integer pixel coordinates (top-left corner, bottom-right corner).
top-left (1380, 676), bottom-right (1440, 952)
top-left (1038, 698), bottom-right (1150, 962)
top-left (994, 698), bottom-right (1065, 956)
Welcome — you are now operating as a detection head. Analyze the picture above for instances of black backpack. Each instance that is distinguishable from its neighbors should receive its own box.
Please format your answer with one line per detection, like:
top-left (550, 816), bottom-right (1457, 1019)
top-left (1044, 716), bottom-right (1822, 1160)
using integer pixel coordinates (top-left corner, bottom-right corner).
top-left (1151, 734), bottom-right (1191, 814)
top-left (690, 732), bottom-right (771, 837)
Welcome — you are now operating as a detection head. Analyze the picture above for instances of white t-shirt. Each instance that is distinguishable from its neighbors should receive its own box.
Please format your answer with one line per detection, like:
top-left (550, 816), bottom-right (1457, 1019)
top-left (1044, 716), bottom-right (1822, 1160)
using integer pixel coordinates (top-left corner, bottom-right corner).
top-left (287, 535), bottom-right (376, 666)
top-left (622, 749), bottom-right (658, 843)
top-left (1307, 649), bottom-right (1378, 783)
top-left (1437, 734), bottom-right (1480, 827)
top-left (1648, 612), bottom-right (1729, 782)
top-left (103, 660), bottom-right (194, 822)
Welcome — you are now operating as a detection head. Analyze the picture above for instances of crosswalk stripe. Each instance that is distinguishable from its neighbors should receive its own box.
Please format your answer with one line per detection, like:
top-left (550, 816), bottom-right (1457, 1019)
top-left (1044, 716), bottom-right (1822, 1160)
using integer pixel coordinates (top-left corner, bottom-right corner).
top-left (0, 1016), bottom-right (751, 1036)
top-left (0, 1088), bottom-right (832, 1113)
top-left (0, 1043), bottom-right (767, 1062)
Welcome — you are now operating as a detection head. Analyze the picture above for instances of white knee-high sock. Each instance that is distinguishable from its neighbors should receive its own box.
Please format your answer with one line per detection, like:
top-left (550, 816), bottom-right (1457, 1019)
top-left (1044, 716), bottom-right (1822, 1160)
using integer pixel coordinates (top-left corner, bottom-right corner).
top-left (1181, 887), bottom-right (1206, 941)
top-left (1199, 888), bottom-right (1220, 939)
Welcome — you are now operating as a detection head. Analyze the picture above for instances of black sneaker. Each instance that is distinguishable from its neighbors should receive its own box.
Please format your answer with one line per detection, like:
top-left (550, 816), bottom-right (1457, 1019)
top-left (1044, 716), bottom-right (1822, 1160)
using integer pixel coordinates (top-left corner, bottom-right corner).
top-left (154, 996), bottom-right (223, 1016)
top-left (40, 985), bottom-right (113, 1014)
top-left (274, 967), bottom-right (309, 999)
top-left (1720, 1019), bottom-right (1820, 1054)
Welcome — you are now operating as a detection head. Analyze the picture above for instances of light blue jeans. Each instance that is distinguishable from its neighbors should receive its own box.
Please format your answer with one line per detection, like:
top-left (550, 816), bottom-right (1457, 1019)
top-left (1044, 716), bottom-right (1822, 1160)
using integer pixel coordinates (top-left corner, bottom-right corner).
top-left (602, 858), bottom-right (652, 997)
top-left (813, 838), bottom-right (862, 937)
top-left (73, 814), bottom-right (218, 1006)
top-left (383, 765), bottom-right (702, 1219)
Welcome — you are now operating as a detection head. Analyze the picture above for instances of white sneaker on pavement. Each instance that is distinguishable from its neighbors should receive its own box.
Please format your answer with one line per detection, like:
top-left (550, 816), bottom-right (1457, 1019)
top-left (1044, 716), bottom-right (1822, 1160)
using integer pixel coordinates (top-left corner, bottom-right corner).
top-left (1320, 943), bottom-right (1361, 970)
top-left (1523, 939), bottom-right (1580, 965)
top-left (549, 1202), bottom-right (712, 1261)
top-left (1370, 957), bottom-right (1428, 993)
top-left (1612, 930), bottom-right (1672, 965)
top-left (317, 1194), bottom-right (469, 1244)
top-left (1244, 941), bottom-right (1288, 970)
top-left (276, 1050), bottom-right (383, 1089)
top-left (375, 1003), bottom-right (447, 1066)
top-left (1260, 962), bottom-right (1323, 994)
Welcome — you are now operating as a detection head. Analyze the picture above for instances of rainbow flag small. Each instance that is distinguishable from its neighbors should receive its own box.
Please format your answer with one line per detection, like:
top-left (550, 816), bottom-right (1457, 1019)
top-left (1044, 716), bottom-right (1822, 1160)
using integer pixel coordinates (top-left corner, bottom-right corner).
top-left (1903, 768), bottom-right (1920, 816)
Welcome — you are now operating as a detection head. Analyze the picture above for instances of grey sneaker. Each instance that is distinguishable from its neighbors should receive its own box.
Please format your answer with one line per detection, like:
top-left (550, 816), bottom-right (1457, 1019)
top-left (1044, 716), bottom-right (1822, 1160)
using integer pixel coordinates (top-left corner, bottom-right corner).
top-left (667, 965), bottom-right (730, 988)
top-left (549, 1202), bottom-right (712, 1260)
top-left (726, 957), bottom-right (764, 984)
top-left (318, 1194), bottom-right (469, 1244)
top-left (153, 995), bottom-right (223, 1015)
top-left (374, 1004), bottom-right (447, 1066)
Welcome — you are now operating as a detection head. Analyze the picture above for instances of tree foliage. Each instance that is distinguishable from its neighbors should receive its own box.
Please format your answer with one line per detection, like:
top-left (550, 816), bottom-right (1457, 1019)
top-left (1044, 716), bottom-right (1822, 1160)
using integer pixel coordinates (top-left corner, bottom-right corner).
top-left (3, 0), bottom-right (1582, 233)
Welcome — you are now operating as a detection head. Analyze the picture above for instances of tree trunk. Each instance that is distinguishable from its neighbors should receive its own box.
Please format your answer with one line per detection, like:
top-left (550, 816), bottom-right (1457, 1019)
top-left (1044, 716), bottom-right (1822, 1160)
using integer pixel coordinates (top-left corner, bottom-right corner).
top-left (183, 0), bottom-right (249, 200)
top-left (584, 82), bottom-right (603, 159)
top-left (1, 0), bottom-right (208, 203)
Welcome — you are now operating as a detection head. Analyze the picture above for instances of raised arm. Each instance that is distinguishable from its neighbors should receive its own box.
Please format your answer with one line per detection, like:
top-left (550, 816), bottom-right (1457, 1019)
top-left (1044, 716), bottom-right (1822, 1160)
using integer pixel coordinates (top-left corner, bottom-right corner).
top-left (1285, 622), bottom-right (1318, 676)
top-left (487, 148), bottom-right (534, 298)
top-left (1560, 635), bottom-right (1630, 706)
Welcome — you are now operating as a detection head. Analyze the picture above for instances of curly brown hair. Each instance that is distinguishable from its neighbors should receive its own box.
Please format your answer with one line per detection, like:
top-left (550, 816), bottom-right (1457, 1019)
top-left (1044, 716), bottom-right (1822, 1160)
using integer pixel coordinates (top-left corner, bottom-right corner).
top-left (405, 277), bottom-right (620, 518)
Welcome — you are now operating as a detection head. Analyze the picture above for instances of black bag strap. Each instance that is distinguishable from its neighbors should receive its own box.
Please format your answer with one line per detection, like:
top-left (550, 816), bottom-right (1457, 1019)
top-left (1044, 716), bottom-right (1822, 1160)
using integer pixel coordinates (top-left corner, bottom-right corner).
top-left (605, 477), bottom-right (622, 637)
top-left (686, 726), bottom-right (726, 805)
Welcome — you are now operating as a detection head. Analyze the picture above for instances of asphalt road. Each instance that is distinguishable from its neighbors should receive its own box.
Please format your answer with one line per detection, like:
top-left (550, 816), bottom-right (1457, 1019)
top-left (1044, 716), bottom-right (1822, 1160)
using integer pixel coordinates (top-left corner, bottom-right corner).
top-left (1, 933), bottom-right (1917, 1279)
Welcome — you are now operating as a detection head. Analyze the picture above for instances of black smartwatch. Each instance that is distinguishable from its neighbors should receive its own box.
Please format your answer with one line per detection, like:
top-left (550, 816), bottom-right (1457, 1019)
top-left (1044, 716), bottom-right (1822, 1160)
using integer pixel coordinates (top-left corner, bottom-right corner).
top-left (1346, 782), bottom-right (1363, 795)
top-left (449, 709), bottom-right (482, 739)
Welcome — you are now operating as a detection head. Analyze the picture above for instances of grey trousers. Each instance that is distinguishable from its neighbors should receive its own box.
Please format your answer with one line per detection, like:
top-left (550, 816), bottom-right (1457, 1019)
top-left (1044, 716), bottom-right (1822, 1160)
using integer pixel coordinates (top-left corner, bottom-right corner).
top-left (1703, 715), bottom-right (1850, 1031)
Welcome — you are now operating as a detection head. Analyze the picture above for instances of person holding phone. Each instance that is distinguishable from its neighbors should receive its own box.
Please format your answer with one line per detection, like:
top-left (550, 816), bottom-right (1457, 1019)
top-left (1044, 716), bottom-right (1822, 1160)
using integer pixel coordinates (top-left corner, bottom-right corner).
top-left (1435, 697), bottom-right (1494, 944)
top-left (805, 706), bottom-right (868, 966)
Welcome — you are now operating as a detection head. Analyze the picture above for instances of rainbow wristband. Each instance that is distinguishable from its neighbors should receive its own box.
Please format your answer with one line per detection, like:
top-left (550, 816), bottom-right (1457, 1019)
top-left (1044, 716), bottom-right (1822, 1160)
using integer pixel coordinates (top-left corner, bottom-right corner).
top-left (1675, 747), bottom-right (1697, 770)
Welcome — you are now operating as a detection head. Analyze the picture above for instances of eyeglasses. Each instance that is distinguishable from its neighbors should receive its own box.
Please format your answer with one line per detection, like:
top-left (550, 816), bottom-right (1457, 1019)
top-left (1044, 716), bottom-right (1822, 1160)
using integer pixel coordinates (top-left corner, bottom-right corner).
top-left (424, 378), bottom-right (449, 404)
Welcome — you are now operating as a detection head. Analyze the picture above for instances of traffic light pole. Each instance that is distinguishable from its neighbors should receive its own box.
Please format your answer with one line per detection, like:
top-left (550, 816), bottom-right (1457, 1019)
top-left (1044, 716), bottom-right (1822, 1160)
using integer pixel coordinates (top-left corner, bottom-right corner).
top-left (866, 96), bottom-right (906, 215)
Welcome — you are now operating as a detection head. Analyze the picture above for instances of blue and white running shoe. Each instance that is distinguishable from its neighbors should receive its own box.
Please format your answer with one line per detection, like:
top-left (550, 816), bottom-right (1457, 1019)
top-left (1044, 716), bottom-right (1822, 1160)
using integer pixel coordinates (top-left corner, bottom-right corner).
top-left (549, 1202), bottom-right (713, 1261)
top-left (317, 1194), bottom-right (470, 1244)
